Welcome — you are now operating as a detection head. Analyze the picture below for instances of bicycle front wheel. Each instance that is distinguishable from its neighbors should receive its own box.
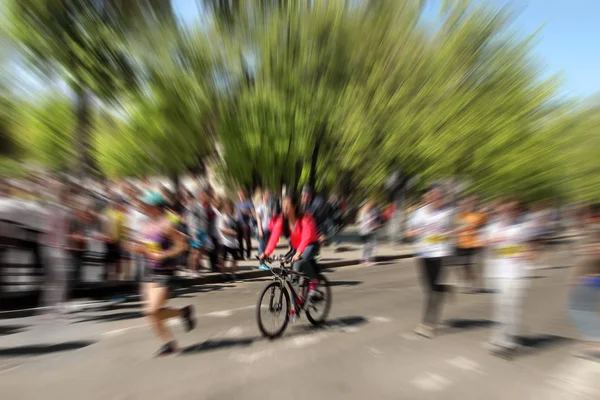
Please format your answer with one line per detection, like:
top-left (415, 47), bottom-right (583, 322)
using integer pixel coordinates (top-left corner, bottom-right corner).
top-left (256, 281), bottom-right (290, 339)
top-left (306, 274), bottom-right (332, 326)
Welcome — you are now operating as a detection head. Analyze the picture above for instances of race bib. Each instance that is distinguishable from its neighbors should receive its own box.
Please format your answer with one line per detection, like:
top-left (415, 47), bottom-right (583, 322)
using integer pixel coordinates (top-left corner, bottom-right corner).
top-left (144, 240), bottom-right (162, 255)
top-left (425, 234), bottom-right (448, 244)
top-left (496, 245), bottom-right (523, 257)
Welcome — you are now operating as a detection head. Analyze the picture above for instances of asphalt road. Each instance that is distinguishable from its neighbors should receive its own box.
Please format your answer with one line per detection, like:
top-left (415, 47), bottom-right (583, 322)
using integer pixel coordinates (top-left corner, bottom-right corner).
top-left (0, 251), bottom-right (598, 399)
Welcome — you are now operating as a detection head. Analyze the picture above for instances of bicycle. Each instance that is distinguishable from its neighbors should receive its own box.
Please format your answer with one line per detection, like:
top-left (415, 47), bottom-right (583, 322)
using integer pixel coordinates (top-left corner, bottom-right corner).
top-left (256, 254), bottom-right (332, 339)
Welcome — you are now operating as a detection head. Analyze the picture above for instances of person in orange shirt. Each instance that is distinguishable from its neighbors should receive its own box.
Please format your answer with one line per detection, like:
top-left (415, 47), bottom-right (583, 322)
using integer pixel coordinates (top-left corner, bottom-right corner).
top-left (455, 196), bottom-right (485, 293)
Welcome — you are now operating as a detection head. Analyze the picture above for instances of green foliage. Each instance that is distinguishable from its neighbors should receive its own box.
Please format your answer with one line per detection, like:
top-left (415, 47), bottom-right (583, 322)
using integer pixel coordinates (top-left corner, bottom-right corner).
top-left (3, 0), bottom-right (600, 203)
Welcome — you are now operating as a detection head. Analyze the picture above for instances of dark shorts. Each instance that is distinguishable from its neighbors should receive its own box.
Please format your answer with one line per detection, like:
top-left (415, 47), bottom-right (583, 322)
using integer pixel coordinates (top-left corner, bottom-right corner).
top-left (221, 246), bottom-right (238, 261)
top-left (142, 270), bottom-right (174, 288)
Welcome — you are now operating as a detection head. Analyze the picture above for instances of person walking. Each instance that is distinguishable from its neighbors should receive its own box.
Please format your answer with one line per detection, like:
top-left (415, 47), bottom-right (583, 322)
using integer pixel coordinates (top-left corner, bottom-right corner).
top-left (485, 199), bottom-right (533, 358)
top-left (568, 204), bottom-right (600, 359)
top-left (407, 185), bottom-right (455, 339)
top-left (235, 189), bottom-right (254, 260)
top-left (358, 199), bottom-right (381, 266)
top-left (455, 196), bottom-right (485, 293)
top-left (256, 189), bottom-right (273, 270)
top-left (139, 191), bottom-right (195, 357)
top-left (218, 200), bottom-right (239, 280)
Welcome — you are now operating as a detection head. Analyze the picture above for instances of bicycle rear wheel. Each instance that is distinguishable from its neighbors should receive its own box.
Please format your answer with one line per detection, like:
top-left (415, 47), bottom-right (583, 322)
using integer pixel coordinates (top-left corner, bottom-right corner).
top-left (306, 274), bottom-right (331, 326)
top-left (257, 281), bottom-right (290, 339)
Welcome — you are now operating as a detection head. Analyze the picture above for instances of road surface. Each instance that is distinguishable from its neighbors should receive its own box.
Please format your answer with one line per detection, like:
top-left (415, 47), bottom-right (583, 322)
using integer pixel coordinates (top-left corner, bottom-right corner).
top-left (0, 251), bottom-right (598, 399)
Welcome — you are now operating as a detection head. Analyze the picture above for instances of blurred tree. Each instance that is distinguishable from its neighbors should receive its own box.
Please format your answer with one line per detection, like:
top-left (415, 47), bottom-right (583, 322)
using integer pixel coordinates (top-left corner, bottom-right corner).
top-left (6, 0), bottom-right (176, 177)
top-left (15, 96), bottom-right (76, 172)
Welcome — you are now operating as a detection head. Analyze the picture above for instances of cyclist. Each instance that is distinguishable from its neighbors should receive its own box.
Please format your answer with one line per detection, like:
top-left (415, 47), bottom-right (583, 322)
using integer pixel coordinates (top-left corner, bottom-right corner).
top-left (259, 192), bottom-right (320, 301)
top-left (140, 191), bottom-right (195, 357)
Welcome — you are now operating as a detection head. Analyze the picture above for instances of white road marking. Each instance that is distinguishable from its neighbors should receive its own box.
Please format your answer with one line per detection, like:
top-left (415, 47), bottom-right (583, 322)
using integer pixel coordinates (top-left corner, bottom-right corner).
top-left (225, 326), bottom-right (244, 337)
top-left (206, 310), bottom-right (233, 318)
top-left (287, 333), bottom-right (325, 349)
top-left (446, 357), bottom-right (484, 374)
top-left (206, 305), bottom-right (255, 318)
top-left (371, 316), bottom-right (392, 323)
top-left (102, 327), bottom-right (138, 337)
top-left (0, 364), bottom-right (23, 376)
top-left (101, 305), bottom-right (256, 337)
top-left (412, 373), bottom-right (452, 392)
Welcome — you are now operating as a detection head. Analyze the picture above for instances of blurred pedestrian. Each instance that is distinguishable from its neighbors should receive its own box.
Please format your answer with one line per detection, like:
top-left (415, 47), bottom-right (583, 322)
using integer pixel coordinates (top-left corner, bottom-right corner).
top-left (358, 199), bottom-right (381, 266)
top-left (455, 196), bottom-right (485, 293)
top-left (104, 198), bottom-right (127, 281)
top-left (407, 185), bottom-right (454, 339)
top-left (485, 199), bottom-right (533, 358)
top-left (40, 180), bottom-right (72, 315)
top-left (219, 199), bottom-right (239, 280)
top-left (236, 189), bottom-right (254, 260)
top-left (567, 204), bottom-right (600, 359)
top-left (140, 191), bottom-right (195, 357)
top-left (256, 189), bottom-right (272, 270)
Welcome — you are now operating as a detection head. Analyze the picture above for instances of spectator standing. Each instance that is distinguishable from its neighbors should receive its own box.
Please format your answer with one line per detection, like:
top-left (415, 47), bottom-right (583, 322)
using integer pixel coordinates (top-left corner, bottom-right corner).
top-left (126, 196), bottom-right (149, 282)
top-left (68, 198), bottom-right (95, 290)
top-left (40, 180), bottom-right (72, 315)
top-left (256, 189), bottom-right (272, 271)
top-left (104, 198), bottom-right (127, 281)
top-left (219, 200), bottom-right (239, 280)
top-left (455, 196), bottom-right (486, 293)
top-left (236, 189), bottom-right (254, 260)
top-left (358, 199), bottom-right (381, 266)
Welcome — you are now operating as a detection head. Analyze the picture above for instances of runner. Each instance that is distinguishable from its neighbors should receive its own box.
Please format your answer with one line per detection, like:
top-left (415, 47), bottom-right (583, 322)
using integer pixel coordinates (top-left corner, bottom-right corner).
top-left (568, 203), bottom-right (600, 359)
top-left (407, 185), bottom-right (454, 339)
top-left (140, 191), bottom-right (196, 357)
top-left (485, 199), bottom-right (533, 358)
top-left (455, 196), bottom-right (485, 293)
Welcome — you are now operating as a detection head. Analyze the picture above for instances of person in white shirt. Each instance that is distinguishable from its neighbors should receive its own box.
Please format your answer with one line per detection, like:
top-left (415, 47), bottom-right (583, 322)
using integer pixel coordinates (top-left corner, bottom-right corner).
top-left (408, 185), bottom-right (454, 338)
top-left (218, 200), bottom-right (239, 280)
top-left (485, 199), bottom-right (533, 358)
top-left (255, 189), bottom-right (272, 271)
top-left (126, 197), bottom-right (149, 282)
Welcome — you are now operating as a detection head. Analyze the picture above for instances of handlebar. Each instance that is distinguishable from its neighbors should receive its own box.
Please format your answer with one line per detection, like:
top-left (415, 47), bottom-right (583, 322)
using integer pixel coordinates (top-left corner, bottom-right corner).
top-left (256, 254), bottom-right (293, 264)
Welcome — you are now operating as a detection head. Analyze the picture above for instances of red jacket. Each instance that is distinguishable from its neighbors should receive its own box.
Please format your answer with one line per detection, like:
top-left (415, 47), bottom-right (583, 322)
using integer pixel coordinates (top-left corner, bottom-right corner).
top-left (265, 214), bottom-right (318, 256)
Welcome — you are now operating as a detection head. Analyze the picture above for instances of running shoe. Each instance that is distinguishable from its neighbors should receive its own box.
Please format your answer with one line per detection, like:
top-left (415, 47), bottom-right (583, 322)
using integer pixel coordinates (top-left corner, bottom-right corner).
top-left (258, 263), bottom-right (270, 271)
top-left (181, 305), bottom-right (196, 332)
top-left (155, 341), bottom-right (177, 357)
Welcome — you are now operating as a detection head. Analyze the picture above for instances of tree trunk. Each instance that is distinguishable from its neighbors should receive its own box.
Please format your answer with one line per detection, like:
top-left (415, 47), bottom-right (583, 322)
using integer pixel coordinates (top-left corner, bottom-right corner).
top-left (74, 87), bottom-right (91, 178)
top-left (293, 159), bottom-right (303, 193)
top-left (308, 140), bottom-right (320, 191)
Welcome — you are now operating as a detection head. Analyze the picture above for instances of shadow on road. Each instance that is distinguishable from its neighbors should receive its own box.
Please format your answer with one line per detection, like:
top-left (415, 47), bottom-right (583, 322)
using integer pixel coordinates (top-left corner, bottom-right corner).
top-left (517, 334), bottom-right (573, 350)
top-left (180, 337), bottom-right (255, 354)
top-left (180, 316), bottom-right (369, 356)
top-left (443, 319), bottom-right (496, 333)
top-left (0, 325), bottom-right (29, 336)
top-left (0, 341), bottom-right (95, 357)
top-left (329, 281), bottom-right (363, 287)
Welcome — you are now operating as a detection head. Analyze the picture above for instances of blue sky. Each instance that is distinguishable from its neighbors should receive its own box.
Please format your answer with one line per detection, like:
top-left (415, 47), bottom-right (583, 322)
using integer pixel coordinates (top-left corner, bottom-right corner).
top-left (173, 0), bottom-right (600, 99)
